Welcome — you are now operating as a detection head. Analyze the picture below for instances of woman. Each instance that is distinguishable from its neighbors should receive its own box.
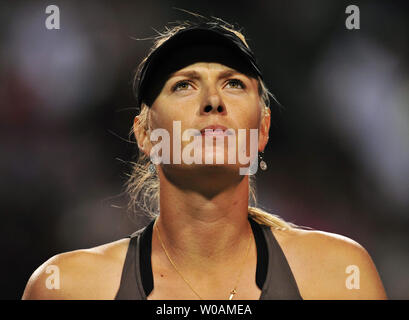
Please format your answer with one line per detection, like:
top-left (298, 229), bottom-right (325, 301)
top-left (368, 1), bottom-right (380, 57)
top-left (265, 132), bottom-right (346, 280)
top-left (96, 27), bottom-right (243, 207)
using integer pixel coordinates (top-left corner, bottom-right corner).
top-left (22, 19), bottom-right (387, 300)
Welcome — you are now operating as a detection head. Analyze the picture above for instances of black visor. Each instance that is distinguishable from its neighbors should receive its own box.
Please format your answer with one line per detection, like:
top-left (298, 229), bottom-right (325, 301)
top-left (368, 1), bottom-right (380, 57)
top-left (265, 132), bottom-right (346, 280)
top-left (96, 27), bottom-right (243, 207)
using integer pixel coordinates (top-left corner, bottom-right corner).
top-left (134, 23), bottom-right (263, 108)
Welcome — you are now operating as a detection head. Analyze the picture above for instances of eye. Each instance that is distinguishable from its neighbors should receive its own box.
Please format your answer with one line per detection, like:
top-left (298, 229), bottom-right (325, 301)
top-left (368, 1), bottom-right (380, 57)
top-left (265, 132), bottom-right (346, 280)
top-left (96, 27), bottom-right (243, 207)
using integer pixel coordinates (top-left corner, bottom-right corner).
top-left (172, 80), bottom-right (193, 92)
top-left (225, 79), bottom-right (245, 89)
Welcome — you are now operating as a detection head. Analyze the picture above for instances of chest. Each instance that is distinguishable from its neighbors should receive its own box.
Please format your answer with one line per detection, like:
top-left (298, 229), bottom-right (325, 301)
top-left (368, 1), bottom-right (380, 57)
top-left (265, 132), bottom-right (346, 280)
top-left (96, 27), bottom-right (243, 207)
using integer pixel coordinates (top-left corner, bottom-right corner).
top-left (147, 246), bottom-right (262, 300)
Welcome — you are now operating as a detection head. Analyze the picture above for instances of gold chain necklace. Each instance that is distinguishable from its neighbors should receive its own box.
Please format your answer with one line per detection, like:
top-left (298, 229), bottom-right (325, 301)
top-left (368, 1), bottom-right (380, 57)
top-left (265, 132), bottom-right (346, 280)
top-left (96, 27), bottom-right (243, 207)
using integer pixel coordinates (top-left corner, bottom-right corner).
top-left (154, 219), bottom-right (252, 300)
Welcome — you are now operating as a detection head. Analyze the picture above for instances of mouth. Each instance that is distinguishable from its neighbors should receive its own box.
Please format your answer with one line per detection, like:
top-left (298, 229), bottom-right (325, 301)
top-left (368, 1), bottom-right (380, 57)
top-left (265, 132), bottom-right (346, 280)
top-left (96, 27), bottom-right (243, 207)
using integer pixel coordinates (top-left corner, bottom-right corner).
top-left (200, 125), bottom-right (234, 136)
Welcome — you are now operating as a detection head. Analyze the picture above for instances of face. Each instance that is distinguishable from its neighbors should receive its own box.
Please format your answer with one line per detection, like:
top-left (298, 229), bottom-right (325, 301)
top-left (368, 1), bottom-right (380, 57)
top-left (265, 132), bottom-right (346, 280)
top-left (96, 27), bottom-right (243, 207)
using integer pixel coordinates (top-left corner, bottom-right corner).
top-left (135, 62), bottom-right (270, 176)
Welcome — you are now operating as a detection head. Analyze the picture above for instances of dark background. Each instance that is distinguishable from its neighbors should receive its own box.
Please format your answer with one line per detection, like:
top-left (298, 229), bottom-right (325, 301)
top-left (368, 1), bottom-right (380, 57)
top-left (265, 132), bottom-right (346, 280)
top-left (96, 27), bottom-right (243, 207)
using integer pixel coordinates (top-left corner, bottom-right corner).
top-left (1, 0), bottom-right (408, 299)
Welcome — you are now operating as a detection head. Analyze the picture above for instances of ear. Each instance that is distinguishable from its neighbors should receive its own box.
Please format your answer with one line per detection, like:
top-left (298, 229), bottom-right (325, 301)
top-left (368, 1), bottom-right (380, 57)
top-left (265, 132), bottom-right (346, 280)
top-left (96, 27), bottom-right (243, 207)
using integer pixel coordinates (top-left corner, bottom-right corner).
top-left (258, 107), bottom-right (271, 152)
top-left (133, 115), bottom-right (152, 157)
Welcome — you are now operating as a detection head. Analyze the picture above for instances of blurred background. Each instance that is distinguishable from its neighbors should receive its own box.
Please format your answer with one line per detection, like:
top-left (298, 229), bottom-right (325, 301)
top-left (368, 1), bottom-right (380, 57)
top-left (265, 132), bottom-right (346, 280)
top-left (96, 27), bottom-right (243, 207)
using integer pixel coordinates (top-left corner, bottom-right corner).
top-left (1, 0), bottom-right (408, 299)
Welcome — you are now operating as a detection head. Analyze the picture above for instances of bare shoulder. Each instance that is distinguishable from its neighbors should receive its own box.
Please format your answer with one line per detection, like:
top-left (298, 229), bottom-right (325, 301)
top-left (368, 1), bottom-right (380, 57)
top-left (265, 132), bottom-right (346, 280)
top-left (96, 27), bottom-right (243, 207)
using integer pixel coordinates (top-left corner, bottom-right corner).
top-left (270, 226), bottom-right (387, 300)
top-left (22, 238), bottom-right (130, 300)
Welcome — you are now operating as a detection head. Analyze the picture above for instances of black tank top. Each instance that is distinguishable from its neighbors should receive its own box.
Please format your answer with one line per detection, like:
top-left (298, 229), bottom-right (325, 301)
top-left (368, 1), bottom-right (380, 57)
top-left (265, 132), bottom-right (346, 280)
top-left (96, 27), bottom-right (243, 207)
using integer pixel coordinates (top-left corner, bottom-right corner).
top-left (115, 216), bottom-right (302, 299)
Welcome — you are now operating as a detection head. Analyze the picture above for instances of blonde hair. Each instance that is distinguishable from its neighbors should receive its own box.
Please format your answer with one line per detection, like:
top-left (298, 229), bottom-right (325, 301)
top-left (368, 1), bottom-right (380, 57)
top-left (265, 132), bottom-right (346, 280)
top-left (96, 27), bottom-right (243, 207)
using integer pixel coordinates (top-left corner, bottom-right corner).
top-left (125, 18), bottom-right (298, 231)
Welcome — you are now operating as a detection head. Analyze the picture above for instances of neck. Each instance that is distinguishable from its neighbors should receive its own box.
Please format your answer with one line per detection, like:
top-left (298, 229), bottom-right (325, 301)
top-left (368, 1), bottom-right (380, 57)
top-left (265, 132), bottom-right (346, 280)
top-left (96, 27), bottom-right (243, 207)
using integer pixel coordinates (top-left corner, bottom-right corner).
top-left (154, 166), bottom-right (252, 273)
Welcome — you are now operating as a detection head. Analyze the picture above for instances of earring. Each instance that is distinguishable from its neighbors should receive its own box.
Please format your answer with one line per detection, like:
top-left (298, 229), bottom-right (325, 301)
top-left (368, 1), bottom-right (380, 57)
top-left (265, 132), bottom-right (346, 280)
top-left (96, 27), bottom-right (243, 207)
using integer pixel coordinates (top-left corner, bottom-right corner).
top-left (259, 152), bottom-right (267, 171)
top-left (148, 162), bottom-right (156, 174)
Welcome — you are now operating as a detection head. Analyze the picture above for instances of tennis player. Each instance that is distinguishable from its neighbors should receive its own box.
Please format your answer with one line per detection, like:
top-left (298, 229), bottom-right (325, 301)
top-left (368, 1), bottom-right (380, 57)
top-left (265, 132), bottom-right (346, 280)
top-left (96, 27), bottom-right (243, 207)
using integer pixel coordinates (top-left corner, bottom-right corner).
top-left (22, 19), bottom-right (387, 300)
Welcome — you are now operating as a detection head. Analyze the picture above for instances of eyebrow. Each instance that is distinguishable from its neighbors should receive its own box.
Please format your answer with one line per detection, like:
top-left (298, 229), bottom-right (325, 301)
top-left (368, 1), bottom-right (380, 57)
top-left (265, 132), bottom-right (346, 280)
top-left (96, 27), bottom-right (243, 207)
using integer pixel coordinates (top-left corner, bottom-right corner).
top-left (169, 69), bottom-right (243, 80)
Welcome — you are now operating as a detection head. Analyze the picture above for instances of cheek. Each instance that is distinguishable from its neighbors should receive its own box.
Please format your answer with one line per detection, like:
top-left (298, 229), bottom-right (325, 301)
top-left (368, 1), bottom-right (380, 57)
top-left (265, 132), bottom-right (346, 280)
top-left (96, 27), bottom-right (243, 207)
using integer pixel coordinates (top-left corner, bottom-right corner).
top-left (231, 98), bottom-right (261, 129)
top-left (149, 103), bottom-right (196, 154)
top-left (151, 96), bottom-right (198, 131)
top-left (150, 99), bottom-right (178, 128)
top-left (150, 108), bottom-right (173, 131)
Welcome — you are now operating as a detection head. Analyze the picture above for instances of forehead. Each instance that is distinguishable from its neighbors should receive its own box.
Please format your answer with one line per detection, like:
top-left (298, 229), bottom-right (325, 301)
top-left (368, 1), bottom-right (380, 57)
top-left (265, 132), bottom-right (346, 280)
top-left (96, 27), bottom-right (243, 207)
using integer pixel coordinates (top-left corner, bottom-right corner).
top-left (168, 62), bottom-right (253, 79)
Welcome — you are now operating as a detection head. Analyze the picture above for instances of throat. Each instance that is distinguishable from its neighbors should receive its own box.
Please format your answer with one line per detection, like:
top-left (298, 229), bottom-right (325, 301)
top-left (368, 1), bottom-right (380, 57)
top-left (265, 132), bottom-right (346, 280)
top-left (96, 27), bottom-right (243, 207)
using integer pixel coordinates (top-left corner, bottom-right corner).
top-left (153, 216), bottom-right (254, 270)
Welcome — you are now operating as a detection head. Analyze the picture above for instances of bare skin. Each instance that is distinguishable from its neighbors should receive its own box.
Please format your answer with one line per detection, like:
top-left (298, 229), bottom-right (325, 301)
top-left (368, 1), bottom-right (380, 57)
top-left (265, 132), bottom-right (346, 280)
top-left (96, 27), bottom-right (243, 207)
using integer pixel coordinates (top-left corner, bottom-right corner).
top-left (21, 227), bottom-right (387, 300)
top-left (22, 62), bottom-right (387, 300)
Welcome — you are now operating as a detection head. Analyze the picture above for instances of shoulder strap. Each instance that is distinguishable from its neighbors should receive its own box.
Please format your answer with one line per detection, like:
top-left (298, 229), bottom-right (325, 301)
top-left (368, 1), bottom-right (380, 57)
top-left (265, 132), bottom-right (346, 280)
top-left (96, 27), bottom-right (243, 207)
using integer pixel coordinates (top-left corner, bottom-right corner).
top-left (259, 224), bottom-right (303, 299)
top-left (248, 217), bottom-right (268, 290)
top-left (139, 219), bottom-right (155, 296)
top-left (114, 220), bottom-right (155, 300)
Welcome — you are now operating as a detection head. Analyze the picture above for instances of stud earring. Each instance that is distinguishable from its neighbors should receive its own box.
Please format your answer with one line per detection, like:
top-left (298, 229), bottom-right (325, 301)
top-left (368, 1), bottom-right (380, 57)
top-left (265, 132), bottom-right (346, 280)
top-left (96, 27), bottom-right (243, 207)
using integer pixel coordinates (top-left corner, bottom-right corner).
top-left (148, 162), bottom-right (156, 174)
top-left (259, 152), bottom-right (267, 171)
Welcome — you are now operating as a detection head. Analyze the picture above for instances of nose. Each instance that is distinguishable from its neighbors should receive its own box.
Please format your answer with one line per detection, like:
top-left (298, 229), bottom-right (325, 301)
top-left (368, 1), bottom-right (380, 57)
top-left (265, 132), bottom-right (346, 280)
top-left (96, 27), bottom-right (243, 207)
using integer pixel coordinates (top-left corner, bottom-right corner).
top-left (200, 87), bottom-right (227, 115)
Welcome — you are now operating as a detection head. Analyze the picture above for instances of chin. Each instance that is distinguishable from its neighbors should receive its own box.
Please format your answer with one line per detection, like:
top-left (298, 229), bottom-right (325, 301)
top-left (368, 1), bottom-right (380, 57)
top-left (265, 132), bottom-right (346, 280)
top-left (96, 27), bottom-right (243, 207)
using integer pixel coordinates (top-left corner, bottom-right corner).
top-left (161, 162), bottom-right (247, 183)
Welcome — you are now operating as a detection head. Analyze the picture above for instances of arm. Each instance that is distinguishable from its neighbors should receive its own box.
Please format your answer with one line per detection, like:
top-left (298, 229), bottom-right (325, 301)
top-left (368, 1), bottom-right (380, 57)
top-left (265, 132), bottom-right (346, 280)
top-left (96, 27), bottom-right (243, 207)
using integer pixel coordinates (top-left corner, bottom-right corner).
top-left (22, 242), bottom-right (127, 300)
top-left (302, 231), bottom-right (387, 299)
top-left (278, 228), bottom-right (388, 300)
top-left (22, 252), bottom-right (76, 300)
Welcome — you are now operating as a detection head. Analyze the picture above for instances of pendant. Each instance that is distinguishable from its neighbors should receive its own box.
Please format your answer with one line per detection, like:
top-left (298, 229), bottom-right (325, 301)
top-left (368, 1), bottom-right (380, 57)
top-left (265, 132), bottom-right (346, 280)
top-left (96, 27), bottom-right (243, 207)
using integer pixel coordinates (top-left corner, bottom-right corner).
top-left (228, 289), bottom-right (237, 300)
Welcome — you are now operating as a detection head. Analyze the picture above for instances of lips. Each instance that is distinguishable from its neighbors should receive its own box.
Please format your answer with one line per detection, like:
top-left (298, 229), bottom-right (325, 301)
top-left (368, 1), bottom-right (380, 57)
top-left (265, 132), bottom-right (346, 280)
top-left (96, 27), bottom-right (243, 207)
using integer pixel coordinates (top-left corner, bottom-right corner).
top-left (200, 125), bottom-right (233, 136)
